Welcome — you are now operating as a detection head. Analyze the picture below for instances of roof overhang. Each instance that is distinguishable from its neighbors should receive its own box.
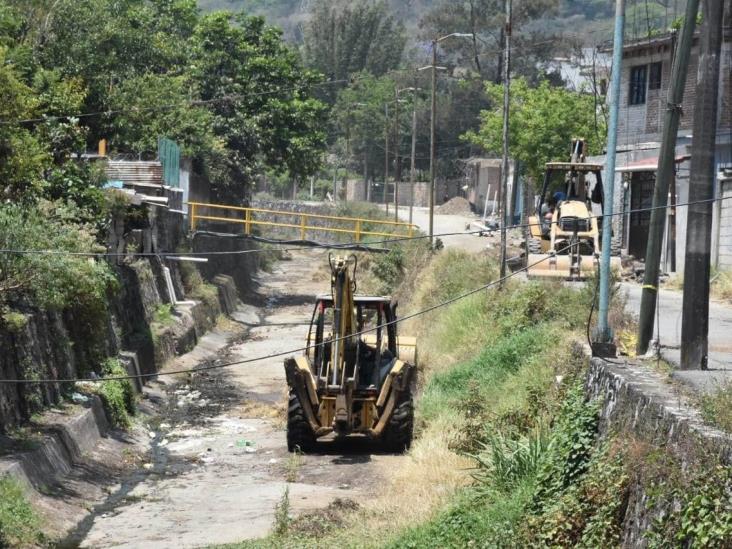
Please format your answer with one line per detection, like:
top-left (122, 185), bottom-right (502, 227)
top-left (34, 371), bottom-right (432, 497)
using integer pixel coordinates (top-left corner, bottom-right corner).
top-left (615, 154), bottom-right (690, 173)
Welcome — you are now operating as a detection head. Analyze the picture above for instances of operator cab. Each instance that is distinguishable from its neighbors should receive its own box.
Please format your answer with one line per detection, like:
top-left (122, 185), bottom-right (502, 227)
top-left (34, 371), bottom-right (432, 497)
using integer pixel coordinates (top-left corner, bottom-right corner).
top-left (305, 295), bottom-right (398, 392)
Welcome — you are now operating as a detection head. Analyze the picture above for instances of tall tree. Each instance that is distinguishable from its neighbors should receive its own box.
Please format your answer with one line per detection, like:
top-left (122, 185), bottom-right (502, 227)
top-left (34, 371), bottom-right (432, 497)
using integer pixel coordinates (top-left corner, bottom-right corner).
top-left (419, 0), bottom-right (563, 83)
top-left (190, 12), bottom-right (327, 200)
top-left (302, 0), bottom-right (406, 102)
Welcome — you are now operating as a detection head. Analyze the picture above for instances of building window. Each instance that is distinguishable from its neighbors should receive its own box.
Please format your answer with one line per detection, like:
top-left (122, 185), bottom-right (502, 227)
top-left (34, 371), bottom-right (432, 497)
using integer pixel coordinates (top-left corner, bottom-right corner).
top-left (629, 65), bottom-right (647, 105)
top-left (649, 62), bottom-right (662, 90)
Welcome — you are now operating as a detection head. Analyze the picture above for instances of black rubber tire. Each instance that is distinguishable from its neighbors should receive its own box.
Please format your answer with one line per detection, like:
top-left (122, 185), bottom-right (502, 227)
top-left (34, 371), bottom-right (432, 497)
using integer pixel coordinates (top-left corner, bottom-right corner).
top-left (527, 237), bottom-right (543, 254)
top-left (610, 236), bottom-right (622, 257)
top-left (382, 396), bottom-right (414, 453)
top-left (287, 392), bottom-right (316, 453)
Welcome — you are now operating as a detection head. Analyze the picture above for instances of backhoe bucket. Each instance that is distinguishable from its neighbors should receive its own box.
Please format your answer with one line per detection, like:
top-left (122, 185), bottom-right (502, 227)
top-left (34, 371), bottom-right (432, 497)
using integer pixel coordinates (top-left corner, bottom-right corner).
top-left (527, 254), bottom-right (621, 280)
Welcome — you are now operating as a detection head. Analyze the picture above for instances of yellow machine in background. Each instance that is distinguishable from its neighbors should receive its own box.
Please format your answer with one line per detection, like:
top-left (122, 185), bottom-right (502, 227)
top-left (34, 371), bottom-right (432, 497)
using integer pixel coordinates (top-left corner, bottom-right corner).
top-left (284, 255), bottom-right (416, 452)
top-left (526, 140), bottom-right (621, 280)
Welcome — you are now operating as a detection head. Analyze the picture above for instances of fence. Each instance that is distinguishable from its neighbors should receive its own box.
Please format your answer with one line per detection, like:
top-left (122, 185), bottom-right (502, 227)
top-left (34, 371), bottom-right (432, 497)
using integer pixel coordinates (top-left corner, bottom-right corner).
top-left (188, 202), bottom-right (418, 242)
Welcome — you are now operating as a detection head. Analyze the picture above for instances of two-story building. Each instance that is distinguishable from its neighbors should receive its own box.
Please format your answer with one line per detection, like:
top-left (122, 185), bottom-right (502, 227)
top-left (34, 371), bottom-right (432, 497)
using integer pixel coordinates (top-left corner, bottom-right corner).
top-left (596, 13), bottom-right (732, 274)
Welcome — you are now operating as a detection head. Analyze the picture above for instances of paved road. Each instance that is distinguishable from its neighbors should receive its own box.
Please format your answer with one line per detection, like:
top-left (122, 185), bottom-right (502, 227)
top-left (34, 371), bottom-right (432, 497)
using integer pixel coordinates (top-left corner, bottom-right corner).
top-left (390, 205), bottom-right (493, 253)
top-left (622, 283), bottom-right (732, 389)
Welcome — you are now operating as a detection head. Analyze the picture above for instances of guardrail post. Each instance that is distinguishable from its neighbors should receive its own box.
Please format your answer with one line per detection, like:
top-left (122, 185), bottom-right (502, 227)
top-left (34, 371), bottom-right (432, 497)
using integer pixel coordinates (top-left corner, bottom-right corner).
top-left (408, 224), bottom-right (414, 237)
top-left (300, 214), bottom-right (306, 240)
top-left (245, 209), bottom-right (251, 235)
top-left (355, 220), bottom-right (361, 242)
top-left (190, 203), bottom-right (197, 231)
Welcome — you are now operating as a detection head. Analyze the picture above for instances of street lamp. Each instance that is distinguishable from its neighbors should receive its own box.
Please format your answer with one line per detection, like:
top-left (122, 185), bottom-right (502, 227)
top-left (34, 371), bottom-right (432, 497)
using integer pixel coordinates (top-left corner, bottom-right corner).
top-left (418, 32), bottom-right (473, 246)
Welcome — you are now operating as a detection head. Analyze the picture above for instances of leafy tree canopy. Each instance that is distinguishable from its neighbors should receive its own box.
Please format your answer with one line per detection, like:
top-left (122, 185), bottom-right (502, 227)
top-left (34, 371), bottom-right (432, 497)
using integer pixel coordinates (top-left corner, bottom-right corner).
top-left (464, 78), bottom-right (606, 185)
top-left (0, 0), bottom-right (328, 204)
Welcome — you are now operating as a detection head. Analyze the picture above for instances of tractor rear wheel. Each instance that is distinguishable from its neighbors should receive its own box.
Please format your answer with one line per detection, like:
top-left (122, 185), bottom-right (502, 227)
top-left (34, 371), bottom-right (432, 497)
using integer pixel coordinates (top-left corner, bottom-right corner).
top-left (287, 391), bottom-right (316, 453)
top-left (382, 395), bottom-right (414, 453)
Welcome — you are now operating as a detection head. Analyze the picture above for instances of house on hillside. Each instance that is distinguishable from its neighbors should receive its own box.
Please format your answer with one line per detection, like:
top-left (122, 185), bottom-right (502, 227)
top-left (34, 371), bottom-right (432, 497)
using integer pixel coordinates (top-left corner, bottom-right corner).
top-left (595, 13), bottom-right (732, 274)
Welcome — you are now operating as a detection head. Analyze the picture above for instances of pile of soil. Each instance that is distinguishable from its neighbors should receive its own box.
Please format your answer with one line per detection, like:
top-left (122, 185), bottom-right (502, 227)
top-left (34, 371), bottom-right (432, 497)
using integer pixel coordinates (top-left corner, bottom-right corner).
top-left (437, 196), bottom-right (472, 215)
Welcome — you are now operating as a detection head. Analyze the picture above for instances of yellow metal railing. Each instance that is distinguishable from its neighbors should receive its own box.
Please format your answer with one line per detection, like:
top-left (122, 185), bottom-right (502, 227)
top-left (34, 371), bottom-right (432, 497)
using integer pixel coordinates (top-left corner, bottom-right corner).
top-left (188, 202), bottom-right (417, 243)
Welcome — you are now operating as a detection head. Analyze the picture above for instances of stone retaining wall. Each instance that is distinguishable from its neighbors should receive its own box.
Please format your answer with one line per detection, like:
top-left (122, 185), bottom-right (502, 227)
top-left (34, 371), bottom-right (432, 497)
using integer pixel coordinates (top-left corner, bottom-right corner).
top-left (585, 358), bottom-right (732, 546)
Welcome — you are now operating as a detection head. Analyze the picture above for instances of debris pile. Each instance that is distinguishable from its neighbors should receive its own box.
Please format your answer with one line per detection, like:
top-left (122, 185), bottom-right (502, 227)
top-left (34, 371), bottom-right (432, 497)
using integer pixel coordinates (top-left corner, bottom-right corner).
top-left (436, 196), bottom-right (472, 215)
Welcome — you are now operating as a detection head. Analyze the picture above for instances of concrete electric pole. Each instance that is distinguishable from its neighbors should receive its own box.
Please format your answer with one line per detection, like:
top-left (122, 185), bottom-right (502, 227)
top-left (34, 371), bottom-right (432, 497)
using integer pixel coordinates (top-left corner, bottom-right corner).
top-left (680, 0), bottom-right (725, 370)
top-left (636, 0), bottom-right (699, 355)
top-left (499, 0), bottom-right (512, 286)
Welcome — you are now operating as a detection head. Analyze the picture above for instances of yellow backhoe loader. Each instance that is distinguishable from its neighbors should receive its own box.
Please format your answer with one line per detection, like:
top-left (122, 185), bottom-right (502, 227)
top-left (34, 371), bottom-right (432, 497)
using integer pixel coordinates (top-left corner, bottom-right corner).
top-left (526, 139), bottom-right (622, 280)
top-left (284, 255), bottom-right (417, 452)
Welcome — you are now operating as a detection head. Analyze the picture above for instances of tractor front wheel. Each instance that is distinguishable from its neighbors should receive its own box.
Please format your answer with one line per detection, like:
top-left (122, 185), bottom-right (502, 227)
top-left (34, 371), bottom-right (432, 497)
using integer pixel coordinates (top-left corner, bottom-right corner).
top-left (287, 391), bottom-right (316, 453)
top-left (382, 395), bottom-right (414, 453)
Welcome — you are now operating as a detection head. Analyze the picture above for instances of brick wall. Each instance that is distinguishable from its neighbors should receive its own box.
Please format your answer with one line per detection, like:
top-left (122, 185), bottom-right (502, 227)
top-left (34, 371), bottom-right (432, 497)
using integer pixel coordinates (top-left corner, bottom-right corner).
top-left (613, 35), bottom-right (732, 146)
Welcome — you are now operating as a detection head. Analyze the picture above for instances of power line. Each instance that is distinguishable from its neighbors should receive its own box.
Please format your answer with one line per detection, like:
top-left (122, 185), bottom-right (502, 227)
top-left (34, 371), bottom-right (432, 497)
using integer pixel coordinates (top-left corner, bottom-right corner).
top-left (0, 241), bottom-right (576, 385)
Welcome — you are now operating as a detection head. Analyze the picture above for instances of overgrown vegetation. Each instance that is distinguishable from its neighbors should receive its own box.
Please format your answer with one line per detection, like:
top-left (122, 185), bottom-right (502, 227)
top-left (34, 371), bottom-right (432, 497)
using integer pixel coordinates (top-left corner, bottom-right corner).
top-left (0, 476), bottom-right (43, 547)
top-left (95, 358), bottom-right (136, 429)
top-left (698, 381), bottom-right (732, 434)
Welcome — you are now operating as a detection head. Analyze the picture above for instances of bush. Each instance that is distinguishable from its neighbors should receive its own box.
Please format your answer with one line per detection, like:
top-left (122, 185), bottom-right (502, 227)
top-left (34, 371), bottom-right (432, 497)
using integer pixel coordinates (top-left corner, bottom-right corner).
top-left (472, 426), bottom-right (551, 493)
top-left (370, 247), bottom-right (404, 293)
top-left (0, 201), bottom-right (117, 311)
top-left (0, 476), bottom-right (43, 547)
top-left (96, 358), bottom-right (135, 429)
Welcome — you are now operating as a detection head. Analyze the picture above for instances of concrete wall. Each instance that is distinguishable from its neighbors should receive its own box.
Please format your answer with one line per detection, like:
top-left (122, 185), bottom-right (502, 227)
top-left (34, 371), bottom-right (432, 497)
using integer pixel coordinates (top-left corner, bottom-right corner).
top-left (718, 178), bottom-right (732, 270)
top-left (0, 203), bottom-right (254, 432)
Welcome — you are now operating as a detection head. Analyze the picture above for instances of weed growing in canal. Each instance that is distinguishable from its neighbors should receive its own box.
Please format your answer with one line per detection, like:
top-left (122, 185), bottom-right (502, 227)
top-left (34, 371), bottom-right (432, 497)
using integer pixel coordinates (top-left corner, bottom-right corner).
top-left (153, 303), bottom-right (174, 325)
top-left (272, 487), bottom-right (291, 537)
top-left (0, 476), bottom-right (43, 547)
top-left (285, 449), bottom-right (303, 483)
top-left (698, 381), bottom-right (732, 433)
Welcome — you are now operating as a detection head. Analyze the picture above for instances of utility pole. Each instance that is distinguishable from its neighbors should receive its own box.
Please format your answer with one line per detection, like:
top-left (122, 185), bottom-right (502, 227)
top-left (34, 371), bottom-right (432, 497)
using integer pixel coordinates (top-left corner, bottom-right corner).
top-left (384, 103), bottom-right (390, 215)
top-left (593, 0), bottom-right (625, 356)
top-left (498, 0), bottom-right (511, 286)
top-left (637, 0), bottom-right (699, 355)
top-left (419, 33), bottom-right (472, 246)
top-left (681, 0), bottom-right (725, 370)
top-left (429, 40), bottom-right (437, 246)
top-left (409, 83), bottom-right (418, 226)
top-left (394, 87), bottom-right (400, 222)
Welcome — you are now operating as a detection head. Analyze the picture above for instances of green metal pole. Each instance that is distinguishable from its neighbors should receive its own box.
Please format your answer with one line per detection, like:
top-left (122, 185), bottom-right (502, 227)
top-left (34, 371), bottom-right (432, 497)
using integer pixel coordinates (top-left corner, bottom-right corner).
top-left (595, 0), bottom-right (625, 350)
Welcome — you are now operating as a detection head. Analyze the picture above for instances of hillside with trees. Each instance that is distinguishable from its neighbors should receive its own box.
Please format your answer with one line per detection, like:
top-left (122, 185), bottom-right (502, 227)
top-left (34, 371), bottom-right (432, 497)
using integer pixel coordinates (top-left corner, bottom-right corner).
top-left (192, 0), bottom-right (687, 191)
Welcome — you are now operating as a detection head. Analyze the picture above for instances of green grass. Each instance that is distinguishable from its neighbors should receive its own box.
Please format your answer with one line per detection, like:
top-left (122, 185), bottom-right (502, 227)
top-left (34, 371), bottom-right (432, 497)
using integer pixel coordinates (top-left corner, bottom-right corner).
top-left (0, 476), bottom-right (43, 547)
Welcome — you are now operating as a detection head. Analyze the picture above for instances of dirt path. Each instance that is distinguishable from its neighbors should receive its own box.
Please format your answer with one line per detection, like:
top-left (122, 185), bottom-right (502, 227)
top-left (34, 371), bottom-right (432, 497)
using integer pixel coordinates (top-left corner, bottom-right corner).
top-left (67, 250), bottom-right (400, 548)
